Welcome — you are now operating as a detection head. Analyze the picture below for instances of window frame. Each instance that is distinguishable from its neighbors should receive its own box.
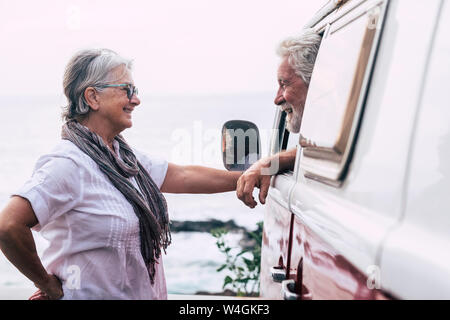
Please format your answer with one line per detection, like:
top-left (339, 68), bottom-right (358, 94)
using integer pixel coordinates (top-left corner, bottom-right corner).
top-left (298, 0), bottom-right (389, 186)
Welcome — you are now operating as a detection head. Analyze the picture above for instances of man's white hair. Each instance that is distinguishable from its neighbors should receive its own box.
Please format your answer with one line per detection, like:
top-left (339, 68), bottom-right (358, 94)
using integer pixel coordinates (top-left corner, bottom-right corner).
top-left (277, 28), bottom-right (322, 85)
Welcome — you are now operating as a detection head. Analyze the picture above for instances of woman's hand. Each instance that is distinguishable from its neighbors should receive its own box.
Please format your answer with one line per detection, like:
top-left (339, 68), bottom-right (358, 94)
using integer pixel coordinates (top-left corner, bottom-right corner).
top-left (29, 289), bottom-right (49, 300)
top-left (30, 274), bottom-right (64, 300)
top-left (236, 159), bottom-right (272, 208)
top-left (236, 148), bottom-right (298, 208)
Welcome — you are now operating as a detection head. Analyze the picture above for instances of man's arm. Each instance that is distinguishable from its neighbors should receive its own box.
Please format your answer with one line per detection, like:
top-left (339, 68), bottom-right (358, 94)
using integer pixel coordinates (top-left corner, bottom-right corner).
top-left (236, 148), bottom-right (297, 208)
top-left (160, 163), bottom-right (243, 194)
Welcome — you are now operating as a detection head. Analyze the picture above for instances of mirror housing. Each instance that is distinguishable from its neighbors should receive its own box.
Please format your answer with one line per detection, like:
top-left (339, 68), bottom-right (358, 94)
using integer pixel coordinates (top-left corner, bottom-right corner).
top-left (221, 120), bottom-right (261, 171)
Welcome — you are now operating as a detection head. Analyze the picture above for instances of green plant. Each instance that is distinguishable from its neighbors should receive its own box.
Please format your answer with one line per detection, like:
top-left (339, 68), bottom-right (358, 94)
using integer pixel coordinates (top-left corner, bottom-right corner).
top-left (211, 221), bottom-right (263, 296)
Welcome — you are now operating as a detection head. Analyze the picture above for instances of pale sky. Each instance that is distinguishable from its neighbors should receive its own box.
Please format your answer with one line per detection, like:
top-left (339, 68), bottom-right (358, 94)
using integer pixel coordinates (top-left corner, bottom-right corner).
top-left (0, 0), bottom-right (319, 96)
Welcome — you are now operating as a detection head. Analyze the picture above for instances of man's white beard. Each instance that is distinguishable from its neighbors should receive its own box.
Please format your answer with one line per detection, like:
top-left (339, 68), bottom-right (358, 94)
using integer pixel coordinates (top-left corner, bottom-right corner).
top-left (283, 103), bottom-right (302, 133)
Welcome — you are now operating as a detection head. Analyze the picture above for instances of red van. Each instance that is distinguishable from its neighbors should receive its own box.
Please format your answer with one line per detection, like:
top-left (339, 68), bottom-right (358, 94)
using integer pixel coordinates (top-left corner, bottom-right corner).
top-left (223, 0), bottom-right (450, 299)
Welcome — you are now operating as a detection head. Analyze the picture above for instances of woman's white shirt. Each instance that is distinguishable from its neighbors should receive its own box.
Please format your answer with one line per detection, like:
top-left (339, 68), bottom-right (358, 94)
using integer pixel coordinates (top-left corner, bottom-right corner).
top-left (13, 139), bottom-right (169, 300)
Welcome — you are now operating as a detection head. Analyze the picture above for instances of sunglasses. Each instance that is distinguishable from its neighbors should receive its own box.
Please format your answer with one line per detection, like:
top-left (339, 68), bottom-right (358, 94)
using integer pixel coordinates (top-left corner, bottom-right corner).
top-left (99, 83), bottom-right (139, 100)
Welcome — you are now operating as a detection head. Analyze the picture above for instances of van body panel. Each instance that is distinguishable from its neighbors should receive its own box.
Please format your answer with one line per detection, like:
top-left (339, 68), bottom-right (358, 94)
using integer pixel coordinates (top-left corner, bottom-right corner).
top-left (260, 201), bottom-right (291, 299)
top-left (260, 174), bottom-right (295, 299)
top-left (380, 0), bottom-right (450, 299)
top-left (379, 222), bottom-right (450, 299)
top-left (292, 215), bottom-right (375, 299)
top-left (290, 178), bottom-right (393, 279)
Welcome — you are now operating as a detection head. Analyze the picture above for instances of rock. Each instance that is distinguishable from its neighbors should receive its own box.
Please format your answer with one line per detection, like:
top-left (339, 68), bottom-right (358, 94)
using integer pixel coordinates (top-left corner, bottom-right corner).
top-left (238, 236), bottom-right (258, 251)
top-left (194, 289), bottom-right (237, 296)
top-left (194, 289), bottom-right (259, 297)
top-left (238, 222), bottom-right (263, 250)
top-left (169, 219), bottom-right (246, 233)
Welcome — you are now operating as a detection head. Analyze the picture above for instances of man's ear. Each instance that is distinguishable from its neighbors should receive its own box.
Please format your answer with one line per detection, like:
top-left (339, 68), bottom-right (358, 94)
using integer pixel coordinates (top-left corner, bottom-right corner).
top-left (84, 87), bottom-right (100, 111)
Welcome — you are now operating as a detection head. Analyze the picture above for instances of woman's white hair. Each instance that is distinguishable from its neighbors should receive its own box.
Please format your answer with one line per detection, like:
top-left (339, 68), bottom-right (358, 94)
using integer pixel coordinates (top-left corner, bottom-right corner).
top-left (62, 48), bottom-right (133, 121)
top-left (277, 28), bottom-right (322, 85)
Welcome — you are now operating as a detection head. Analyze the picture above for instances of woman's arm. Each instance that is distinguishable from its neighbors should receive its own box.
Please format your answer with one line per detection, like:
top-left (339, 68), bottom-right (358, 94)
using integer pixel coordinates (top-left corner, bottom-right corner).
top-left (0, 196), bottom-right (63, 299)
top-left (160, 163), bottom-right (243, 194)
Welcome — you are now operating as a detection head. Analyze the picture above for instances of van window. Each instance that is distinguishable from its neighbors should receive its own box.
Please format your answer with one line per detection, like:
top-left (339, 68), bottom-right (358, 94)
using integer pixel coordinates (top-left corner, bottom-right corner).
top-left (285, 131), bottom-right (300, 152)
top-left (269, 108), bottom-right (299, 154)
top-left (270, 109), bottom-right (300, 173)
top-left (299, 1), bottom-right (388, 184)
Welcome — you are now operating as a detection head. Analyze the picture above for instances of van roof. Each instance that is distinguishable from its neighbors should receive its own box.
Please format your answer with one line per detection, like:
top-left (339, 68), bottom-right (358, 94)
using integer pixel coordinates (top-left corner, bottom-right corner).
top-left (305, 0), bottom-right (347, 28)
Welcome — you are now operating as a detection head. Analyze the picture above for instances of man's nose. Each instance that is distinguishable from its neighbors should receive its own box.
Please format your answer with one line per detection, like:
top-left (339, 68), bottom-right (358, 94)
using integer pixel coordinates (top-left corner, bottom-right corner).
top-left (274, 88), bottom-right (285, 106)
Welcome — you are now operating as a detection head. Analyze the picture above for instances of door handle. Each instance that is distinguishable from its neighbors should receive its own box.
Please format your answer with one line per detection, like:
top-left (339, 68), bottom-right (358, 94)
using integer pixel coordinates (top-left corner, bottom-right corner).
top-left (270, 266), bottom-right (286, 282)
top-left (281, 279), bottom-right (313, 300)
top-left (281, 279), bottom-right (300, 300)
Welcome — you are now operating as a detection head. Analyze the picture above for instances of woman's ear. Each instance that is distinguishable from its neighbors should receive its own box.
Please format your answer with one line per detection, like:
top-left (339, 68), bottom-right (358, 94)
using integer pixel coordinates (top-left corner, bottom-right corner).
top-left (84, 87), bottom-right (100, 111)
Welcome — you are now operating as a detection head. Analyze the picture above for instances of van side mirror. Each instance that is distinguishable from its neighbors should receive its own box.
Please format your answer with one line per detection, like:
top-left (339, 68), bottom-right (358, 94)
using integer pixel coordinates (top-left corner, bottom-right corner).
top-left (221, 120), bottom-right (261, 171)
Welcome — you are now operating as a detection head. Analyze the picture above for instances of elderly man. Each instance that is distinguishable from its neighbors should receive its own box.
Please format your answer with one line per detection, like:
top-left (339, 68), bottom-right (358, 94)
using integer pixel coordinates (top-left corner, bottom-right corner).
top-left (236, 29), bottom-right (322, 208)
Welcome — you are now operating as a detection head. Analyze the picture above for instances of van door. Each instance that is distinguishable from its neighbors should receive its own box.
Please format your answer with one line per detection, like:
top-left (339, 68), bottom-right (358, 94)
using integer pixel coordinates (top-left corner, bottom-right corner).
top-left (260, 109), bottom-right (300, 299)
top-left (286, 0), bottom-right (442, 299)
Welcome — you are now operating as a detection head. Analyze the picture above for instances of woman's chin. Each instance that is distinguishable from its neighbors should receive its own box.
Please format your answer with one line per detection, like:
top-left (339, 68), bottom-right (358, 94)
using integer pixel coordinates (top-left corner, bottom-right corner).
top-left (123, 115), bottom-right (133, 127)
top-left (115, 120), bottom-right (133, 133)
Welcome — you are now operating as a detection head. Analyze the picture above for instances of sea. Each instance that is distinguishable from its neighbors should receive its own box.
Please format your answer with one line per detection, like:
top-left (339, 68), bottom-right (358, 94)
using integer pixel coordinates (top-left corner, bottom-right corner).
top-left (0, 92), bottom-right (276, 299)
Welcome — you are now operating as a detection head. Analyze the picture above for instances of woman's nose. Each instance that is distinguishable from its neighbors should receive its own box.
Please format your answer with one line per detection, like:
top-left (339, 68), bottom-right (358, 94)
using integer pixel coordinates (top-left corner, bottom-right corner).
top-left (130, 94), bottom-right (140, 106)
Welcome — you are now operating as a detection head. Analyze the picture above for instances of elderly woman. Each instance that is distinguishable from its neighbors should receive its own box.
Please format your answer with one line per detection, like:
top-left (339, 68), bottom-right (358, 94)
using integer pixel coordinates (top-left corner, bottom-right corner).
top-left (0, 49), bottom-right (242, 300)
